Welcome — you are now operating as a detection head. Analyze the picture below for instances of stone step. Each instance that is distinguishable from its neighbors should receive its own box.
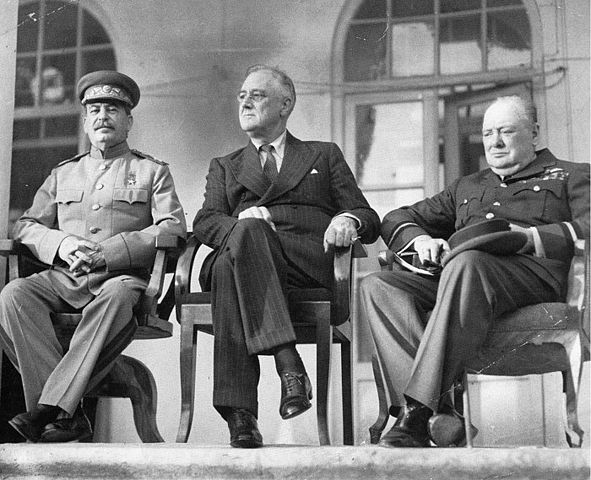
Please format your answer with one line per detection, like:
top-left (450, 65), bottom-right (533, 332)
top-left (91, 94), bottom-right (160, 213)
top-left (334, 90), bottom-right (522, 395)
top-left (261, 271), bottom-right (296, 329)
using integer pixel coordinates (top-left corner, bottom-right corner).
top-left (0, 444), bottom-right (589, 480)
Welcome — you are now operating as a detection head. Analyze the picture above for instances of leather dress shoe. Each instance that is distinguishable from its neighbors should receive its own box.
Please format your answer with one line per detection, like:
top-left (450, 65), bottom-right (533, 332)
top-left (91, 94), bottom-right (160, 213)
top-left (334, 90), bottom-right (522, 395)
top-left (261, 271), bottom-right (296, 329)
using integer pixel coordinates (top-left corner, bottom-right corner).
top-left (8, 404), bottom-right (60, 442)
top-left (428, 411), bottom-right (479, 447)
top-left (227, 409), bottom-right (263, 448)
top-left (279, 371), bottom-right (312, 420)
top-left (379, 402), bottom-right (432, 448)
top-left (40, 406), bottom-right (92, 443)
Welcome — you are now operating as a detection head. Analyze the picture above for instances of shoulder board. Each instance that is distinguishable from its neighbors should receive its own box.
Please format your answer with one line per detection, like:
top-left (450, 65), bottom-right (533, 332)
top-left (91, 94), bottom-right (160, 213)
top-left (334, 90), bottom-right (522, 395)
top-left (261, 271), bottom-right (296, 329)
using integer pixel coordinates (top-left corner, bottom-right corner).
top-left (56, 152), bottom-right (89, 167)
top-left (131, 149), bottom-right (168, 166)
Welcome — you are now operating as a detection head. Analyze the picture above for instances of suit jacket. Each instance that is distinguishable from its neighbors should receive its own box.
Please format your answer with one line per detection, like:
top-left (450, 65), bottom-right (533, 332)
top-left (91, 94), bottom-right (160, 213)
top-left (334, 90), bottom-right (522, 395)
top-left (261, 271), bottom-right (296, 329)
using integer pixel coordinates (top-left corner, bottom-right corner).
top-left (13, 142), bottom-right (187, 303)
top-left (381, 149), bottom-right (590, 293)
top-left (193, 132), bottom-right (380, 289)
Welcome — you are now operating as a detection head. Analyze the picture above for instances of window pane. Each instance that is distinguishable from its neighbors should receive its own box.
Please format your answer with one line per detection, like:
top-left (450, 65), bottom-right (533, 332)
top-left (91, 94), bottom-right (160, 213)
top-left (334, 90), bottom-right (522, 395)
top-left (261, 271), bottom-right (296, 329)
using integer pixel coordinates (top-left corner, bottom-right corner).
top-left (10, 145), bottom-right (78, 212)
top-left (45, 115), bottom-right (79, 138)
top-left (353, 0), bottom-right (386, 20)
top-left (13, 119), bottom-right (41, 141)
top-left (487, 0), bottom-right (523, 7)
top-left (81, 49), bottom-right (117, 76)
top-left (43, 1), bottom-right (78, 50)
top-left (17, 2), bottom-right (40, 52)
top-left (440, 0), bottom-right (481, 13)
top-left (391, 21), bottom-right (435, 76)
top-left (40, 54), bottom-right (77, 105)
top-left (82, 10), bottom-right (112, 45)
top-left (345, 23), bottom-right (387, 81)
top-left (487, 10), bottom-right (531, 69)
top-left (15, 58), bottom-right (37, 107)
top-left (391, 0), bottom-right (433, 18)
top-left (362, 189), bottom-right (425, 219)
top-left (440, 15), bottom-right (482, 74)
top-left (355, 102), bottom-right (424, 189)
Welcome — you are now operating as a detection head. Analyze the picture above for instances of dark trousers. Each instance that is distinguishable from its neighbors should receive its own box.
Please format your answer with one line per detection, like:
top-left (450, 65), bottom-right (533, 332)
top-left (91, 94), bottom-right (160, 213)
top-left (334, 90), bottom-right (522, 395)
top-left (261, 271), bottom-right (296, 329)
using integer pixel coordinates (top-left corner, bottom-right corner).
top-left (360, 250), bottom-right (561, 412)
top-left (210, 218), bottom-right (319, 417)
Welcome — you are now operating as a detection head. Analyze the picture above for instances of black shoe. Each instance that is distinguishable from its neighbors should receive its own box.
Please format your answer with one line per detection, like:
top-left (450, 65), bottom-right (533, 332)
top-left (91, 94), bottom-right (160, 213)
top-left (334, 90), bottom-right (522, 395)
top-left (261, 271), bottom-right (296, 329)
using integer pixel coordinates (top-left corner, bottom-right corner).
top-left (227, 409), bottom-right (263, 448)
top-left (428, 411), bottom-right (479, 447)
top-left (8, 404), bottom-right (61, 443)
top-left (279, 371), bottom-right (312, 420)
top-left (40, 406), bottom-right (93, 443)
top-left (378, 402), bottom-right (432, 448)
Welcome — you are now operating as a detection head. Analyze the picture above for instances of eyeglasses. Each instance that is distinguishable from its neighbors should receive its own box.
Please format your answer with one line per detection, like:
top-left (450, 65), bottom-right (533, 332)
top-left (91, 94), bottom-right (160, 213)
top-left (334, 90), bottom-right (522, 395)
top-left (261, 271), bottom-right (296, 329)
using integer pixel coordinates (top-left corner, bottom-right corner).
top-left (237, 91), bottom-right (267, 103)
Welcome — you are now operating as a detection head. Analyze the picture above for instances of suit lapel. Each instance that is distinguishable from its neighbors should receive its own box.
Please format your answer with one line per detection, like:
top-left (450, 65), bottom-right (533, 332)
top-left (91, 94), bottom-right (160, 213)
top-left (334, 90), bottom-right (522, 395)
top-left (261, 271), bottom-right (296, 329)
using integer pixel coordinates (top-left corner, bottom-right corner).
top-left (231, 142), bottom-right (270, 198)
top-left (260, 132), bottom-right (319, 204)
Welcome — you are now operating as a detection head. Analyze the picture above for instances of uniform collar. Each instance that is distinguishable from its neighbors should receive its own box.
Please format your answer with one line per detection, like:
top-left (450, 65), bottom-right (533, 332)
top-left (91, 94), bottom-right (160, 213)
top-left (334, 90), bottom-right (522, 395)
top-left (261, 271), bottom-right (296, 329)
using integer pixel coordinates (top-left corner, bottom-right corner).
top-left (485, 148), bottom-right (558, 183)
top-left (89, 140), bottom-right (130, 160)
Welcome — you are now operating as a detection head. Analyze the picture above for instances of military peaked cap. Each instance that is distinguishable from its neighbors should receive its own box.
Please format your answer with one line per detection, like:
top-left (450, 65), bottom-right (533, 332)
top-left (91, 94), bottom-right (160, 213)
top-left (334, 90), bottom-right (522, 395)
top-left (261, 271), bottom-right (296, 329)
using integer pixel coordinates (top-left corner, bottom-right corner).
top-left (77, 70), bottom-right (140, 108)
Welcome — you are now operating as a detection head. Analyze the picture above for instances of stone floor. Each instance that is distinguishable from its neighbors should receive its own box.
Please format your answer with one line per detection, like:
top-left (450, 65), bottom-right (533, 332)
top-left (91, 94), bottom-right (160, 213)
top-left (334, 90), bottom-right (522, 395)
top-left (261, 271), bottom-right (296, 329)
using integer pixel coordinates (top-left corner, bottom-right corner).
top-left (0, 444), bottom-right (589, 480)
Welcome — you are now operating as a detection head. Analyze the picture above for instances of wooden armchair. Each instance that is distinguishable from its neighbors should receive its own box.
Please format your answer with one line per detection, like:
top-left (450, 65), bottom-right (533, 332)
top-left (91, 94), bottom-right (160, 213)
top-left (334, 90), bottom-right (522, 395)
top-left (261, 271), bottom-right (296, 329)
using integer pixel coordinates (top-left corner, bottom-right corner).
top-left (369, 240), bottom-right (589, 448)
top-left (0, 235), bottom-right (180, 443)
top-left (174, 235), bottom-right (366, 445)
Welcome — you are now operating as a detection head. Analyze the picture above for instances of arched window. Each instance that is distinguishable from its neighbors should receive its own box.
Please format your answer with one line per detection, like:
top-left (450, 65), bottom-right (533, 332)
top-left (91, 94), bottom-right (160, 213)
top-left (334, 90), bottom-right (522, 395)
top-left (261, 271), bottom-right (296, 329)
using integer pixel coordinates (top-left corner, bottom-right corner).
top-left (344, 0), bottom-right (531, 82)
top-left (11, 0), bottom-right (116, 220)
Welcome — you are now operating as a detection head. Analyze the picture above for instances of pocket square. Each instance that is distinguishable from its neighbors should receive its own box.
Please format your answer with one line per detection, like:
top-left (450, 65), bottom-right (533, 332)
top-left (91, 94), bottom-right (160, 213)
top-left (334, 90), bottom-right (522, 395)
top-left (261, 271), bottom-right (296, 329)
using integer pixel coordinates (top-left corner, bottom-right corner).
top-left (310, 168), bottom-right (319, 174)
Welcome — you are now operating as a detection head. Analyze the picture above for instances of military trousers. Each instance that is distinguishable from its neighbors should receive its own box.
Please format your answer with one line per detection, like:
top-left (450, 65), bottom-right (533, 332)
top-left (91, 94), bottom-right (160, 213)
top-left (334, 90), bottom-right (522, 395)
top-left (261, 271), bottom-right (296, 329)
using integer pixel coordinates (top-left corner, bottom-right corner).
top-left (0, 270), bottom-right (141, 415)
top-left (360, 250), bottom-right (561, 412)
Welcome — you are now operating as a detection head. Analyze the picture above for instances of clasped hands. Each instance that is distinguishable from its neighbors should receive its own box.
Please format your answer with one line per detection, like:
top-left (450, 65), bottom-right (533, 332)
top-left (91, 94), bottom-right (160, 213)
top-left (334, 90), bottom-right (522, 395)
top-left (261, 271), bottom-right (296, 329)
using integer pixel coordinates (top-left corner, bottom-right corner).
top-left (238, 206), bottom-right (359, 253)
top-left (58, 236), bottom-right (106, 277)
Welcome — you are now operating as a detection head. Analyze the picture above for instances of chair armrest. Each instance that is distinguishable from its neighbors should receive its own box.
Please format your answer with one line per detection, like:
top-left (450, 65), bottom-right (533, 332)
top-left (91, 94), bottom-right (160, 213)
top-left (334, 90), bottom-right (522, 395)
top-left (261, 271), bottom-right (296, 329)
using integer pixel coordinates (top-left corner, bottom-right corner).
top-left (332, 239), bottom-right (367, 326)
top-left (0, 239), bottom-right (15, 256)
top-left (174, 235), bottom-right (202, 323)
top-left (378, 249), bottom-right (395, 271)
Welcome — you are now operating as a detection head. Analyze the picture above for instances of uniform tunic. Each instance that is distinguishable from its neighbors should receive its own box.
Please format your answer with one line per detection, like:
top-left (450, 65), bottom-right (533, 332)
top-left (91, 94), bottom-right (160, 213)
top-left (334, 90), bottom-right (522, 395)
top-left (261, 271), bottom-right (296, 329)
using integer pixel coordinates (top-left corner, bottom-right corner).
top-left (0, 141), bottom-right (186, 413)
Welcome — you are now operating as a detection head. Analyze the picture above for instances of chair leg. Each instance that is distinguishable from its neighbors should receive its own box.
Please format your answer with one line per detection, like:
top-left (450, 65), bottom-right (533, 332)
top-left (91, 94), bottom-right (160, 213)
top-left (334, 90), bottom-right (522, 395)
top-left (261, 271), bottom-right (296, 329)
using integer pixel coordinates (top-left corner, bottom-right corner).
top-left (341, 340), bottom-right (353, 445)
top-left (176, 320), bottom-right (198, 443)
top-left (316, 319), bottom-right (332, 445)
top-left (108, 355), bottom-right (164, 443)
top-left (462, 371), bottom-right (474, 448)
top-left (369, 354), bottom-right (389, 444)
top-left (562, 369), bottom-right (584, 448)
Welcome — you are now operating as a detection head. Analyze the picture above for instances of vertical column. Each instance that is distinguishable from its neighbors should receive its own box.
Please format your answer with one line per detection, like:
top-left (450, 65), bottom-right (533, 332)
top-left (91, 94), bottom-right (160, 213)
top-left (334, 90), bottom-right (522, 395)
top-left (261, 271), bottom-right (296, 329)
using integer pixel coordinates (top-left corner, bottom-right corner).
top-left (0, 1), bottom-right (18, 247)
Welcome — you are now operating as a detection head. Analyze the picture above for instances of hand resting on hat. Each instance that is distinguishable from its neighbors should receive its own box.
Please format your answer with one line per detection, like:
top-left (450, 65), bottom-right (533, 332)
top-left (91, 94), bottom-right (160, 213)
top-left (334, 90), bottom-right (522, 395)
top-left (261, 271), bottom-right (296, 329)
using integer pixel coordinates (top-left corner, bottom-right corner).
top-left (508, 223), bottom-right (535, 254)
top-left (413, 235), bottom-right (451, 266)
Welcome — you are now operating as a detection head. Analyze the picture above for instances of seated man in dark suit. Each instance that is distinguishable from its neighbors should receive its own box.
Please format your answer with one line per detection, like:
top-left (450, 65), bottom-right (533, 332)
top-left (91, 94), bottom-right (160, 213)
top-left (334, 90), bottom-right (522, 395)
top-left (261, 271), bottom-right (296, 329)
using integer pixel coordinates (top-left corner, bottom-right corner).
top-left (360, 95), bottom-right (590, 447)
top-left (193, 64), bottom-right (380, 448)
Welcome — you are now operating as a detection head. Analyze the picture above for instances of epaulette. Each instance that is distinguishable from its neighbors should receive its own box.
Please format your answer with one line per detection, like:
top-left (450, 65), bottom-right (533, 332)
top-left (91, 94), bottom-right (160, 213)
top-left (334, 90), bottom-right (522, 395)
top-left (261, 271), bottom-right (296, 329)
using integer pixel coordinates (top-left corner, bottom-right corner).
top-left (131, 149), bottom-right (168, 166)
top-left (56, 151), bottom-right (89, 167)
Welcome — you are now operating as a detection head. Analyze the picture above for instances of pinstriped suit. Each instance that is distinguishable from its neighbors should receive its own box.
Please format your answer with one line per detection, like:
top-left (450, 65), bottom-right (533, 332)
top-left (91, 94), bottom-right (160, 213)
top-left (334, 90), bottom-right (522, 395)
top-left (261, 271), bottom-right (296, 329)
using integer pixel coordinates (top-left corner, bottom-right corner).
top-left (193, 132), bottom-right (380, 415)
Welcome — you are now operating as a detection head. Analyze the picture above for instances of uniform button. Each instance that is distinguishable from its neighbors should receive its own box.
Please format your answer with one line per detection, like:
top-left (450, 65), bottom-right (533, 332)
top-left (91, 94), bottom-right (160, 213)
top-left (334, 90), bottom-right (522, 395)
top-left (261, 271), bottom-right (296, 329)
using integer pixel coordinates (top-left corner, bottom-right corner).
top-left (89, 227), bottom-right (100, 234)
top-left (91, 204), bottom-right (101, 211)
top-left (493, 201), bottom-right (501, 206)
top-left (533, 185), bottom-right (540, 192)
top-left (463, 199), bottom-right (468, 204)
top-left (99, 164), bottom-right (108, 170)
top-left (500, 183), bottom-right (507, 188)
top-left (485, 212), bottom-right (495, 219)
top-left (96, 183), bottom-right (104, 190)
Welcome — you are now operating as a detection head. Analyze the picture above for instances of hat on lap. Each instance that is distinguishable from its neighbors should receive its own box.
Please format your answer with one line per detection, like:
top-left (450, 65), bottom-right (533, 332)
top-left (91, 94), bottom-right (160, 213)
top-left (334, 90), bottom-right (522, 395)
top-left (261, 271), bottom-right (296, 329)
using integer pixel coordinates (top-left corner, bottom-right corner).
top-left (77, 70), bottom-right (140, 108)
top-left (441, 218), bottom-right (528, 267)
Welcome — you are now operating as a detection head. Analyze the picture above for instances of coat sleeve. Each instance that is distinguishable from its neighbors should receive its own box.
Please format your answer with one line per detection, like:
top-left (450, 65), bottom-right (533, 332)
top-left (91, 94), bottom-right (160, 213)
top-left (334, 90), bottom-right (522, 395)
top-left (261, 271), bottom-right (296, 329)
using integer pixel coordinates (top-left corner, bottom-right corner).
top-left (327, 143), bottom-right (380, 244)
top-left (192, 157), bottom-right (239, 249)
top-left (533, 161), bottom-right (590, 260)
top-left (12, 169), bottom-right (69, 264)
top-left (381, 181), bottom-right (458, 252)
top-left (100, 163), bottom-right (187, 270)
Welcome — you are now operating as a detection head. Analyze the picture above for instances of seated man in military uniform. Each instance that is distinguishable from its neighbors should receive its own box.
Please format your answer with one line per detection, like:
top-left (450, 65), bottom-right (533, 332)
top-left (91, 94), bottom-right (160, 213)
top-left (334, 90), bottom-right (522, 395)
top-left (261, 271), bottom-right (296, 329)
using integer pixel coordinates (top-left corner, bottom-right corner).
top-left (0, 70), bottom-right (186, 442)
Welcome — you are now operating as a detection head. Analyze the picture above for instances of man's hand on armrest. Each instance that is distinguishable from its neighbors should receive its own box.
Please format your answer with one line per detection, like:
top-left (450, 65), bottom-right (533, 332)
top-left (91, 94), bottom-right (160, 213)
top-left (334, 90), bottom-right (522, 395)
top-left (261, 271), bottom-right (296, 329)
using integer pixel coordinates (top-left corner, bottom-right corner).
top-left (323, 216), bottom-right (359, 253)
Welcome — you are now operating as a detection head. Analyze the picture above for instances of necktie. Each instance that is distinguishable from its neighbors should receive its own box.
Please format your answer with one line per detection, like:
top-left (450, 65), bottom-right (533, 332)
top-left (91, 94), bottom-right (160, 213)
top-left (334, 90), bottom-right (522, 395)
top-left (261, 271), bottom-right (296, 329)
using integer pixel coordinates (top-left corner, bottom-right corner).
top-left (261, 144), bottom-right (278, 182)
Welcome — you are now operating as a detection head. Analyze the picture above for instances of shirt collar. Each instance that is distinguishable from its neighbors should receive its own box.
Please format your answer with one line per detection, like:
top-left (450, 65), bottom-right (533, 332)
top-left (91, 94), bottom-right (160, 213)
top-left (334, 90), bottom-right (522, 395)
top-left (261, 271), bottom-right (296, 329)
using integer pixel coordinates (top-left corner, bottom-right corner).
top-left (251, 130), bottom-right (287, 160)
